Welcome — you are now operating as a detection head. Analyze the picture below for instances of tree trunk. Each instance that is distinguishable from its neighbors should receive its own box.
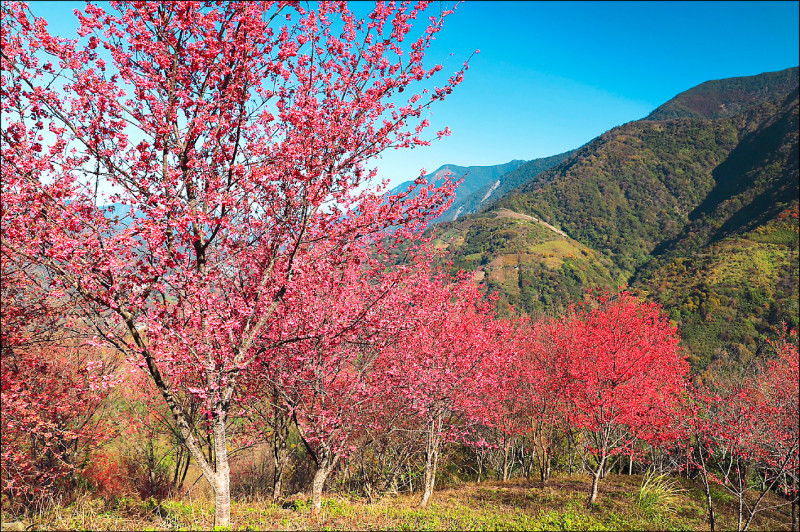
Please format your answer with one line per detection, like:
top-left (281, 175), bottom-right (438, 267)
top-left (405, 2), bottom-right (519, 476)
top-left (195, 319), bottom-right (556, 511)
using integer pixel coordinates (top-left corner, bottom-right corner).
top-left (604, 457), bottom-right (615, 478)
top-left (419, 414), bottom-right (443, 508)
top-left (502, 440), bottom-right (511, 482)
top-left (545, 454), bottom-right (551, 481)
top-left (310, 449), bottom-right (337, 516)
top-left (704, 479), bottom-right (716, 532)
top-left (272, 446), bottom-right (289, 503)
top-left (122, 321), bottom-right (235, 530)
top-left (539, 446), bottom-right (546, 483)
top-left (736, 460), bottom-right (747, 532)
top-left (588, 454), bottom-right (606, 505)
top-left (388, 470), bottom-right (400, 495)
top-left (271, 415), bottom-right (290, 503)
top-left (568, 438), bottom-right (574, 476)
top-left (697, 448), bottom-right (716, 532)
top-left (791, 473), bottom-right (797, 532)
top-left (212, 417), bottom-right (231, 528)
top-left (628, 454), bottom-right (633, 475)
top-left (738, 492), bottom-right (744, 532)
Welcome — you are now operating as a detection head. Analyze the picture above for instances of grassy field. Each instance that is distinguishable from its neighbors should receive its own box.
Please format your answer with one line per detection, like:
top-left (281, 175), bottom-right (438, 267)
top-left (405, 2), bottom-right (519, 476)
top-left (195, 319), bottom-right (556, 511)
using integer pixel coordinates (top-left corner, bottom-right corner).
top-left (2, 474), bottom-right (793, 531)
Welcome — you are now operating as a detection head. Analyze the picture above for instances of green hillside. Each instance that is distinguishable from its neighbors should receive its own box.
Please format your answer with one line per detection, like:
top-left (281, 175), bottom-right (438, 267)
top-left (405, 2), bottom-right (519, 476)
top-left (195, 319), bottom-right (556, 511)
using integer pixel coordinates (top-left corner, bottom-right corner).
top-left (496, 117), bottom-right (741, 273)
top-left (432, 208), bottom-right (619, 317)
top-left (636, 206), bottom-right (799, 369)
top-left (434, 67), bottom-right (799, 369)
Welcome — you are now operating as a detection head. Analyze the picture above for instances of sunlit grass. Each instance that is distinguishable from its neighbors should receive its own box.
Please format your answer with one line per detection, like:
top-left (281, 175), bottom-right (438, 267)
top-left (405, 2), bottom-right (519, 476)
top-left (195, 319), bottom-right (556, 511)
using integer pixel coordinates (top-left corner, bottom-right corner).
top-left (2, 475), bottom-right (792, 531)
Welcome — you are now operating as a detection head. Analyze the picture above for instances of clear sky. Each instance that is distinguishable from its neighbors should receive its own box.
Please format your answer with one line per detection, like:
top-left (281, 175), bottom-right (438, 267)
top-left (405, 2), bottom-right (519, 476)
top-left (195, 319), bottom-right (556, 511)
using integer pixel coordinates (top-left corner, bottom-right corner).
top-left (26, 1), bottom-right (800, 188)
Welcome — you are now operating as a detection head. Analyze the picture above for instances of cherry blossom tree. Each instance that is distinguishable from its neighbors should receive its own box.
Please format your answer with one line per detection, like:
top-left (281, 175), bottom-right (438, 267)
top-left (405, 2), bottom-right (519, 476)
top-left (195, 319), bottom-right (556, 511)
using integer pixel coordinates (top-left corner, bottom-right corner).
top-left (379, 269), bottom-right (518, 507)
top-left (1, 344), bottom-right (118, 513)
top-left (244, 242), bottom-right (437, 514)
top-left (559, 291), bottom-right (689, 505)
top-left (511, 317), bottom-right (573, 483)
top-left (685, 328), bottom-right (799, 532)
top-left (1, 1), bottom-right (468, 525)
top-left (0, 255), bottom-right (119, 513)
top-left (757, 329), bottom-right (799, 532)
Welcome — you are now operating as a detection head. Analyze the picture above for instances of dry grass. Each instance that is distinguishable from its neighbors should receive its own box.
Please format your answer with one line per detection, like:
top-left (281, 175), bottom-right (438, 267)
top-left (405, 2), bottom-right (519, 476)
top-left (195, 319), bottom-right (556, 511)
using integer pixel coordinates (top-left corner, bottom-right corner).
top-left (2, 474), bottom-right (793, 531)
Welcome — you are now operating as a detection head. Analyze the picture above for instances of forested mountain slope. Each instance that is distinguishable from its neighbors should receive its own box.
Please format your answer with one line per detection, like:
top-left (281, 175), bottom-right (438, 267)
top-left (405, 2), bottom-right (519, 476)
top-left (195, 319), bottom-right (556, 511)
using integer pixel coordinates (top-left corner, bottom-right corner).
top-left (431, 67), bottom-right (799, 368)
top-left (646, 66), bottom-right (799, 120)
top-left (388, 152), bottom-right (573, 223)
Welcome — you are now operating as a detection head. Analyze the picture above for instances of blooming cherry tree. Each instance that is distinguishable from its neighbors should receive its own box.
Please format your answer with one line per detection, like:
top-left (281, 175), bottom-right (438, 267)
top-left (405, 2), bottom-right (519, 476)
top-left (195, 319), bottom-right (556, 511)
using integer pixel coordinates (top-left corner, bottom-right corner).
top-left (1, 1), bottom-right (468, 525)
top-left (559, 292), bottom-right (689, 504)
top-left (380, 269), bottom-right (517, 507)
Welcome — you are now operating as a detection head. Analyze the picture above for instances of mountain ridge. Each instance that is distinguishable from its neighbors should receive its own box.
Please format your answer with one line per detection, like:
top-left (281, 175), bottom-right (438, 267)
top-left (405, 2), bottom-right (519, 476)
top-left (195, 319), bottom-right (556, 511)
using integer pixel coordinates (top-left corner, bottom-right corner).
top-left (431, 66), bottom-right (799, 369)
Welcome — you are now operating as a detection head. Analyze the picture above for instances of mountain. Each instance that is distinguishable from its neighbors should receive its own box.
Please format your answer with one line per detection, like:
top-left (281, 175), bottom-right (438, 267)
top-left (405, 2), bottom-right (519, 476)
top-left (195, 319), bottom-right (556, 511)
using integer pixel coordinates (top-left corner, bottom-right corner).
top-left (389, 160), bottom-right (526, 218)
top-left (388, 153), bottom-right (572, 223)
top-left (433, 66), bottom-right (799, 369)
top-left (432, 208), bottom-right (620, 317)
top-left (437, 151), bottom-right (576, 222)
top-left (645, 67), bottom-right (799, 120)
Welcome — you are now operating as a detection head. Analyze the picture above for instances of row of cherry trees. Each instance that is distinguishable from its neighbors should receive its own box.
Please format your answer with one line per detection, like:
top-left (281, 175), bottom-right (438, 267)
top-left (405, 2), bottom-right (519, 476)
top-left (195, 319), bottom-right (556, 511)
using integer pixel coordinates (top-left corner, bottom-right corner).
top-left (1, 1), bottom-right (797, 529)
top-left (5, 252), bottom-right (797, 530)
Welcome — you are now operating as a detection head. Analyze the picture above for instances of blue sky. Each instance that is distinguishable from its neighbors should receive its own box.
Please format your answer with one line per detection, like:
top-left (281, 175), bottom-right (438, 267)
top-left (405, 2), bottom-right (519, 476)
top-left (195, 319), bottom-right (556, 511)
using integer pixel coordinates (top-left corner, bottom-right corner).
top-left (26, 1), bottom-right (800, 188)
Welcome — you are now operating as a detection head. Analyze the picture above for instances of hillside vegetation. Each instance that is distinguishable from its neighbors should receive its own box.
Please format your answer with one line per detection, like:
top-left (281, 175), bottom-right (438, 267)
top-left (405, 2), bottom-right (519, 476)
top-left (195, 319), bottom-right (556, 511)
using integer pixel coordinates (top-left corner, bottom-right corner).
top-left (432, 209), bottom-right (619, 316)
top-left (435, 67), bottom-right (799, 369)
top-left (5, 476), bottom-right (792, 531)
top-left (646, 67), bottom-right (799, 120)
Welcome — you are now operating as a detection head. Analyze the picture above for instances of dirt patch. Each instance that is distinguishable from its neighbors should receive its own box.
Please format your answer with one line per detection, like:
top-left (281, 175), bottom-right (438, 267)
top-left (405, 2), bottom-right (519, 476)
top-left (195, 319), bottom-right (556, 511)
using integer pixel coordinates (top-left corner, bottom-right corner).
top-left (493, 208), bottom-right (569, 238)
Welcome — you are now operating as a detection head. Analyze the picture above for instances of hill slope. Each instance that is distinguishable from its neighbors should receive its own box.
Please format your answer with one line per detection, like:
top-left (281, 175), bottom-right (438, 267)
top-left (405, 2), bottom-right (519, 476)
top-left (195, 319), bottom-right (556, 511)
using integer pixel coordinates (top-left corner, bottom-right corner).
top-left (646, 66), bottom-right (799, 120)
top-left (389, 152), bottom-right (573, 223)
top-left (434, 67), bottom-right (799, 368)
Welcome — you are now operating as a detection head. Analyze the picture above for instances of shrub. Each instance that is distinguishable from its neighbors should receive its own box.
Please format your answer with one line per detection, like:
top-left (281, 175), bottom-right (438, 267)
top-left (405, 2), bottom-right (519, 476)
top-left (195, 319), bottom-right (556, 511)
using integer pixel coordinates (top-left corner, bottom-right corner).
top-left (636, 470), bottom-right (685, 517)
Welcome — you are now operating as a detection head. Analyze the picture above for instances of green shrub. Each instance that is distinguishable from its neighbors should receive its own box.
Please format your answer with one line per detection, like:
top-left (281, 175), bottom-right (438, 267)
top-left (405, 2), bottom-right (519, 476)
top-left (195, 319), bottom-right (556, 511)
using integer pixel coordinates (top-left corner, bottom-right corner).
top-left (636, 470), bottom-right (685, 517)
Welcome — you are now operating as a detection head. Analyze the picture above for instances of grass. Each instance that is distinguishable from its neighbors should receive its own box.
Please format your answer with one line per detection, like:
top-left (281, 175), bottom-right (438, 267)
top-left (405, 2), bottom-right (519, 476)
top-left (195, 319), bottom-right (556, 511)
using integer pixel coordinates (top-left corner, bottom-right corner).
top-left (2, 474), bottom-right (793, 531)
top-left (635, 470), bottom-right (685, 518)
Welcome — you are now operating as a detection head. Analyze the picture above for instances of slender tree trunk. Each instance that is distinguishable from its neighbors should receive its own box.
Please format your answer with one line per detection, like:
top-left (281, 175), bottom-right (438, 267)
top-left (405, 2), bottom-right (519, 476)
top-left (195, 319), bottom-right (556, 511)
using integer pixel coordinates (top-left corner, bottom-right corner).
top-left (703, 477), bottom-right (716, 532)
top-left (568, 437), bottom-right (574, 476)
top-left (271, 415), bottom-right (290, 503)
top-left (419, 445), bottom-right (440, 508)
top-left (546, 454), bottom-right (551, 481)
top-left (121, 320), bottom-right (235, 530)
top-left (791, 473), bottom-right (797, 532)
top-left (604, 457), bottom-right (615, 478)
top-left (538, 443), bottom-right (549, 483)
top-left (179, 455), bottom-right (190, 488)
top-left (272, 446), bottom-right (289, 503)
top-left (172, 447), bottom-right (186, 492)
top-left (738, 492), bottom-right (744, 532)
top-left (736, 461), bottom-right (747, 532)
top-left (697, 446), bottom-right (716, 532)
top-left (420, 414), bottom-right (443, 508)
top-left (388, 471), bottom-right (400, 495)
top-left (628, 454), bottom-right (633, 475)
top-left (588, 454), bottom-right (606, 505)
top-left (502, 440), bottom-right (511, 482)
